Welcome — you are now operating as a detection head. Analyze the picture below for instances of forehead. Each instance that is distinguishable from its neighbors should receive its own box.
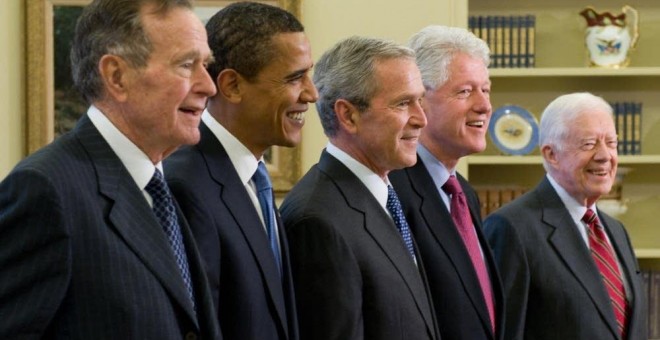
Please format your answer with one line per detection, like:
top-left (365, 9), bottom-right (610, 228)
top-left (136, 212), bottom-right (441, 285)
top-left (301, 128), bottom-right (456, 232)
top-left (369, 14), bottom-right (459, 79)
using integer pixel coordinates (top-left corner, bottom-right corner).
top-left (265, 32), bottom-right (311, 65)
top-left (372, 58), bottom-right (423, 93)
top-left (141, 6), bottom-right (208, 49)
top-left (565, 109), bottom-right (616, 136)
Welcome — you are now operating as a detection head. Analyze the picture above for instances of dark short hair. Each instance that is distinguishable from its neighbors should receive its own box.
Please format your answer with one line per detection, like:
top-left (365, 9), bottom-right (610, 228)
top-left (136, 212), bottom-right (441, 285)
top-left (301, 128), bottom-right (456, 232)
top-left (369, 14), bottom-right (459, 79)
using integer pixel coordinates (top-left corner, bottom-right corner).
top-left (205, 1), bottom-right (304, 83)
top-left (71, 0), bottom-right (193, 104)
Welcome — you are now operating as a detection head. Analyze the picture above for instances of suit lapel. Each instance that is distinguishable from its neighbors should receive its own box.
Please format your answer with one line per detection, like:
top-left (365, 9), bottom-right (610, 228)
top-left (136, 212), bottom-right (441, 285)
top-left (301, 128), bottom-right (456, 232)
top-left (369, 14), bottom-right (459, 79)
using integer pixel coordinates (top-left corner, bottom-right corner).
top-left (74, 116), bottom-right (198, 324)
top-left (405, 160), bottom-right (494, 332)
top-left (318, 152), bottom-right (436, 337)
top-left (197, 124), bottom-right (289, 337)
top-left (536, 179), bottom-right (619, 337)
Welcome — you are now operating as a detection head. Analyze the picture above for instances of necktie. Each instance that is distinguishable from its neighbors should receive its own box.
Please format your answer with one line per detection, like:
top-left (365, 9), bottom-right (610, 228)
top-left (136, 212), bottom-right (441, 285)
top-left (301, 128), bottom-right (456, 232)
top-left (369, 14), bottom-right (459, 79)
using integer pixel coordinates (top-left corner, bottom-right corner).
top-left (386, 185), bottom-right (416, 260)
top-left (443, 175), bottom-right (495, 332)
top-left (252, 161), bottom-right (282, 275)
top-left (583, 209), bottom-right (628, 337)
top-left (145, 169), bottom-right (195, 307)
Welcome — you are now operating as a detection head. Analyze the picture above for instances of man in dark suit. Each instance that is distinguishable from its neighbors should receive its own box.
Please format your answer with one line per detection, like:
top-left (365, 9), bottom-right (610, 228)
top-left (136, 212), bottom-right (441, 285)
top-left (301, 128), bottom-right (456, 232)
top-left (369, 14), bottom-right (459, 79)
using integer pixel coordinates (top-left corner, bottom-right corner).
top-left (389, 25), bottom-right (503, 340)
top-left (484, 92), bottom-right (647, 340)
top-left (164, 3), bottom-right (318, 340)
top-left (281, 36), bottom-right (439, 340)
top-left (0, 0), bottom-right (219, 338)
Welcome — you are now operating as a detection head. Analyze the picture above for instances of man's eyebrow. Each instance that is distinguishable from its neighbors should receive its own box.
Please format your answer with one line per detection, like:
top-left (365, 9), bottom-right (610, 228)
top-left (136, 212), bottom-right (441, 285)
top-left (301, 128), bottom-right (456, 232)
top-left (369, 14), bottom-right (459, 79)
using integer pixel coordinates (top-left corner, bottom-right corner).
top-left (284, 65), bottom-right (312, 81)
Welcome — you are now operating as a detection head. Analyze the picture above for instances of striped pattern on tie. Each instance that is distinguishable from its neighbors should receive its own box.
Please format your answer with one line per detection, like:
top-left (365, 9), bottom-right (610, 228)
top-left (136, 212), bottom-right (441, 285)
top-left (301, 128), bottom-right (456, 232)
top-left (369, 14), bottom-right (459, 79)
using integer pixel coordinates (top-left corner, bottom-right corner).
top-left (583, 209), bottom-right (628, 338)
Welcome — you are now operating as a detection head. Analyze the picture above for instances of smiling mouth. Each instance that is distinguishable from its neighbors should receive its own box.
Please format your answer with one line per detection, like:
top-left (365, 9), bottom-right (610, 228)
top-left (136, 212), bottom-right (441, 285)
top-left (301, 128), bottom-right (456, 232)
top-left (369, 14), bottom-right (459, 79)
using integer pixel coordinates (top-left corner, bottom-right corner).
top-left (288, 112), bottom-right (305, 123)
top-left (588, 169), bottom-right (610, 176)
top-left (467, 120), bottom-right (485, 127)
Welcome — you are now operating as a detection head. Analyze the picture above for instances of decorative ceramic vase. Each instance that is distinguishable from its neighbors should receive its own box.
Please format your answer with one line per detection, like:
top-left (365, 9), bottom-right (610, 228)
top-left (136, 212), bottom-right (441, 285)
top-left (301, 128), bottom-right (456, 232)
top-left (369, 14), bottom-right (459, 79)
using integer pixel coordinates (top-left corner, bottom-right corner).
top-left (579, 6), bottom-right (639, 68)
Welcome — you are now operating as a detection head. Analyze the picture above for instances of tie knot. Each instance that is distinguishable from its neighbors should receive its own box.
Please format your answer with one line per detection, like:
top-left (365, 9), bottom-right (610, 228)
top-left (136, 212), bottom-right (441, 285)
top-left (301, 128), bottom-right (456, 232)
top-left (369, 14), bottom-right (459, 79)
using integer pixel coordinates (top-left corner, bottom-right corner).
top-left (442, 175), bottom-right (462, 196)
top-left (145, 168), bottom-right (170, 200)
top-left (582, 209), bottom-right (598, 225)
top-left (252, 161), bottom-right (272, 192)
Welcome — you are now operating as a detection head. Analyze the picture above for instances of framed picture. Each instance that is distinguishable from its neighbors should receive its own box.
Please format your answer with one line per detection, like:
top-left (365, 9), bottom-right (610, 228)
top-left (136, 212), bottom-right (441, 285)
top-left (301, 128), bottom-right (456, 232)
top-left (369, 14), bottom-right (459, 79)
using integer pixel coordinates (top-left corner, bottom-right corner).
top-left (26, 0), bottom-right (303, 193)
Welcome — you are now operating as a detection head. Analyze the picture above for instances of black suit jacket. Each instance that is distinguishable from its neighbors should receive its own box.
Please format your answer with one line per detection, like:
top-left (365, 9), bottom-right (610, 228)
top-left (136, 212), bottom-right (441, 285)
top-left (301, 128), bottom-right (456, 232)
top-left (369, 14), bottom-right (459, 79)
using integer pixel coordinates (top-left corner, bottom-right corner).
top-left (164, 122), bottom-right (298, 340)
top-left (280, 150), bottom-right (439, 340)
top-left (0, 115), bottom-right (219, 339)
top-left (483, 177), bottom-right (647, 340)
top-left (389, 158), bottom-right (504, 340)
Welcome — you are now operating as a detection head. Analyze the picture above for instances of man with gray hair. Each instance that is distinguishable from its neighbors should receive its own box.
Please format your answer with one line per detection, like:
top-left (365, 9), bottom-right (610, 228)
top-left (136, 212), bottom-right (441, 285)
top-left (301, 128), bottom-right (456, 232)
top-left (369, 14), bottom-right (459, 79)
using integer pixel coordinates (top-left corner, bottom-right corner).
top-left (0, 0), bottom-right (219, 338)
top-left (281, 36), bottom-right (439, 340)
top-left (484, 92), bottom-right (647, 339)
top-left (390, 25), bottom-right (504, 340)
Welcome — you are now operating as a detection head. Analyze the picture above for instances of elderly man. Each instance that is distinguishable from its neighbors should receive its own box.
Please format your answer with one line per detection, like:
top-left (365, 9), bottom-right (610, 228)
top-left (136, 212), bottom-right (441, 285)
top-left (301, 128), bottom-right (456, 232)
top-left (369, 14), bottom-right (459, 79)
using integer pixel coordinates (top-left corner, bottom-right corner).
top-left (0, 0), bottom-right (219, 338)
top-left (280, 36), bottom-right (439, 340)
top-left (484, 92), bottom-right (647, 340)
top-left (389, 25), bottom-right (503, 340)
top-left (164, 2), bottom-right (317, 340)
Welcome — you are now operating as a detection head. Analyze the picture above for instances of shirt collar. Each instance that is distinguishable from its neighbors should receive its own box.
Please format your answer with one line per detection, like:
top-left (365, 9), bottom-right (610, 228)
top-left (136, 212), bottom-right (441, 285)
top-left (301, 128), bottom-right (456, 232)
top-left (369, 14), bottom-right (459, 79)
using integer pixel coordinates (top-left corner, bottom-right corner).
top-left (87, 105), bottom-right (158, 190)
top-left (202, 109), bottom-right (261, 184)
top-left (326, 142), bottom-right (389, 211)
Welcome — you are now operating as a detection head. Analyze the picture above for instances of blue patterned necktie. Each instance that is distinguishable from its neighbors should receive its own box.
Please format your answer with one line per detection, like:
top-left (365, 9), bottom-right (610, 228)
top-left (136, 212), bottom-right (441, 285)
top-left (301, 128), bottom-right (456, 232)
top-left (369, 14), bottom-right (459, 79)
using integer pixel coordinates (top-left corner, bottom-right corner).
top-left (252, 161), bottom-right (282, 275)
top-left (386, 185), bottom-right (416, 260)
top-left (145, 168), bottom-right (195, 307)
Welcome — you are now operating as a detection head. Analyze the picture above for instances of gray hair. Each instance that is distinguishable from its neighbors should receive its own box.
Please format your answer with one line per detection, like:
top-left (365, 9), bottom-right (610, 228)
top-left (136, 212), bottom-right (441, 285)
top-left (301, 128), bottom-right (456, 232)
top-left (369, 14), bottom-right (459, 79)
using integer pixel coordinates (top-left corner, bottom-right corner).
top-left (314, 36), bottom-right (416, 137)
top-left (539, 92), bottom-right (614, 171)
top-left (408, 25), bottom-right (490, 90)
top-left (71, 0), bottom-right (193, 104)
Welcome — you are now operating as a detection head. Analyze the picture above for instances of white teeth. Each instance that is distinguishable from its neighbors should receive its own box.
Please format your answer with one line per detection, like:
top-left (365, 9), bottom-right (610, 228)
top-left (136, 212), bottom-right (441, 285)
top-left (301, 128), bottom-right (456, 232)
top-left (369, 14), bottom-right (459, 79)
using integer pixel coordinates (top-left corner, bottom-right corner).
top-left (288, 112), bottom-right (305, 122)
top-left (467, 121), bottom-right (484, 127)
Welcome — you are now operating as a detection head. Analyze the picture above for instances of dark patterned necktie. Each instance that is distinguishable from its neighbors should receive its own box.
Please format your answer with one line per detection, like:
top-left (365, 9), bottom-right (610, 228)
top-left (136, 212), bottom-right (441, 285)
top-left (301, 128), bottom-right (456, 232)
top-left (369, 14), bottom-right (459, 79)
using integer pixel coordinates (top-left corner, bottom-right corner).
top-left (145, 169), bottom-right (195, 307)
top-left (252, 161), bottom-right (282, 275)
top-left (443, 175), bottom-right (495, 332)
top-left (583, 209), bottom-right (628, 338)
top-left (386, 185), bottom-right (416, 260)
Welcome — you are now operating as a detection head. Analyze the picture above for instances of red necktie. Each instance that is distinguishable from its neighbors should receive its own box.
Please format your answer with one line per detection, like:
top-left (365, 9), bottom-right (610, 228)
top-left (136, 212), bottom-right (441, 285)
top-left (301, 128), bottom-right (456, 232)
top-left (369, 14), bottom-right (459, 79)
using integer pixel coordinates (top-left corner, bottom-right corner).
top-left (583, 209), bottom-right (628, 338)
top-left (443, 175), bottom-right (495, 332)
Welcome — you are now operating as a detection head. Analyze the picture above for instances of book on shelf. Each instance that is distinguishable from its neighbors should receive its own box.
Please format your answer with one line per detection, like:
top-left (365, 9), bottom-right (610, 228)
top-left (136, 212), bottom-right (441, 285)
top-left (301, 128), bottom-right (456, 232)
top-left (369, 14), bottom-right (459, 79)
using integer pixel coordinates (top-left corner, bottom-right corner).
top-left (609, 101), bottom-right (643, 155)
top-left (468, 14), bottom-right (536, 69)
top-left (474, 185), bottom-right (528, 217)
top-left (643, 269), bottom-right (660, 339)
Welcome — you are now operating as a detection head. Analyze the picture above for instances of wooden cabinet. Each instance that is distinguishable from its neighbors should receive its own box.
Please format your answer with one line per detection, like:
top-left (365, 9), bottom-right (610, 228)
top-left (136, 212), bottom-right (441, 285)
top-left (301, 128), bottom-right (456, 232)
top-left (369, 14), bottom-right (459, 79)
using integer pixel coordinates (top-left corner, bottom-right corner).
top-left (458, 0), bottom-right (660, 261)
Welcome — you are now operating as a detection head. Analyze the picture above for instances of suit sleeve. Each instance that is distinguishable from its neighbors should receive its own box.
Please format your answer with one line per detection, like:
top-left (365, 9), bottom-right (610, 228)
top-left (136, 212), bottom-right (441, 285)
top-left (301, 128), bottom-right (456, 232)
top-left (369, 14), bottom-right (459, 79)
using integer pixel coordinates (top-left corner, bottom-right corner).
top-left (0, 169), bottom-right (71, 337)
top-left (285, 215), bottom-right (363, 340)
top-left (483, 213), bottom-right (529, 340)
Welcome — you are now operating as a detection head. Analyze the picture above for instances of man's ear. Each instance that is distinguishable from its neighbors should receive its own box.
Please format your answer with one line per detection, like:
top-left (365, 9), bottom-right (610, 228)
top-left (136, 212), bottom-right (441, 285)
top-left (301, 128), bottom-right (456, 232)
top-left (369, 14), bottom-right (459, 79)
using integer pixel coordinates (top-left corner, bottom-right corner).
top-left (98, 54), bottom-right (130, 102)
top-left (334, 99), bottom-right (361, 134)
top-left (217, 69), bottom-right (243, 104)
top-left (541, 144), bottom-right (559, 169)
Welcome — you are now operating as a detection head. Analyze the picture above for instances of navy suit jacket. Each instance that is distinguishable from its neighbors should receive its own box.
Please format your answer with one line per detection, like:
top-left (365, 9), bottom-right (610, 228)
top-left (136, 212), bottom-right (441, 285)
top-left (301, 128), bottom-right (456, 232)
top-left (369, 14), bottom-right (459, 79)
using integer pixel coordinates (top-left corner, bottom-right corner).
top-left (389, 158), bottom-right (504, 340)
top-left (484, 177), bottom-right (647, 340)
top-left (280, 150), bottom-right (439, 340)
top-left (165, 122), bottom-right (298, 340)
top-left (0, 115), bottom-right (219, 339)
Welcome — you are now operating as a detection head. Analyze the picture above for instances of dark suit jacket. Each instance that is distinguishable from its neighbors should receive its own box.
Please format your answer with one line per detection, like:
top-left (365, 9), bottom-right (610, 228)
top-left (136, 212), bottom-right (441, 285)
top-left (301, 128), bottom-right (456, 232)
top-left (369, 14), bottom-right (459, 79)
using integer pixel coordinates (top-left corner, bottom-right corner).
top-left (164, 122), bottom-right (298, 340)
top-left (389, 158), bottom-right (504, 340)
top-left (483, 177), bottom-right (647, 340)
top-left (280, 150), bottom-right (439, 340)
top-left (0, 115), bottom-right (219, 339)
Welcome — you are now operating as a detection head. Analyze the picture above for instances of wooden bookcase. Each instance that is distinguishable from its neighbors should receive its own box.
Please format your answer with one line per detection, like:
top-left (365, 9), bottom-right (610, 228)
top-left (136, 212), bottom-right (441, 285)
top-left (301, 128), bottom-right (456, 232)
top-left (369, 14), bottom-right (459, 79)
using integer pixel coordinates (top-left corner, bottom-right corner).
top-left (459, 0), bottom-right (660, 263)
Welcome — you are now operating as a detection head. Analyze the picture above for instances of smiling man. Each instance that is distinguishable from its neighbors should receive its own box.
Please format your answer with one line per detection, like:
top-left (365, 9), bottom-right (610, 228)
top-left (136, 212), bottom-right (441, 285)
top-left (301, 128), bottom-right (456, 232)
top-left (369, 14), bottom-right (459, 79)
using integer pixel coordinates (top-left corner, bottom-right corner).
top-left (280, 36), bottom-right (438, 340)
top-left (484, 92), bottom-right (647, 340)
top-left (389, 25), bottom-right (504, 340)
top-left (163, 2), bottom-right (317, 340)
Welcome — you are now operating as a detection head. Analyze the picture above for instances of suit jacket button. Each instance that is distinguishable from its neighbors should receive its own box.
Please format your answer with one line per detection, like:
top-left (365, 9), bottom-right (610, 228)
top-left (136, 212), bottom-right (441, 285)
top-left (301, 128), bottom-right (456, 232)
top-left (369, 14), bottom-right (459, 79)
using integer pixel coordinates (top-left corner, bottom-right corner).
top-left (184, 332), bottom-right (197, 340)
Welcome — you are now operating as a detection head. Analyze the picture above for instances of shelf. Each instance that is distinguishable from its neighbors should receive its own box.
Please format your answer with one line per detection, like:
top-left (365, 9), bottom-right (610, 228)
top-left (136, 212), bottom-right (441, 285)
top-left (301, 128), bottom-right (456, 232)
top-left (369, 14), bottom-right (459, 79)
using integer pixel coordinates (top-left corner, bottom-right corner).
top-left (467, 155), bottom-right (660, 165)
top-left (635, 248), bottom-right (660, 259)
top-left (490, 67), bottom-right (660, 77)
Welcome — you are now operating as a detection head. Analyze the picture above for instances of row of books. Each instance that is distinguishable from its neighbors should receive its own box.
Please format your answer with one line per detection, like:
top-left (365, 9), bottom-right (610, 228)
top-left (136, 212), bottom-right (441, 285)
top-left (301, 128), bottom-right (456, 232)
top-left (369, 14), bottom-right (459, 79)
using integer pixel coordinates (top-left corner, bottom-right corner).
top-left (642, 270), bottom-right (660, 338)
top-left (610, 101), bottom-right (642, 155)
top-left (474, 186), bottom-right (528, 217)
top-left (468, 15), bottom-right (536, 69)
